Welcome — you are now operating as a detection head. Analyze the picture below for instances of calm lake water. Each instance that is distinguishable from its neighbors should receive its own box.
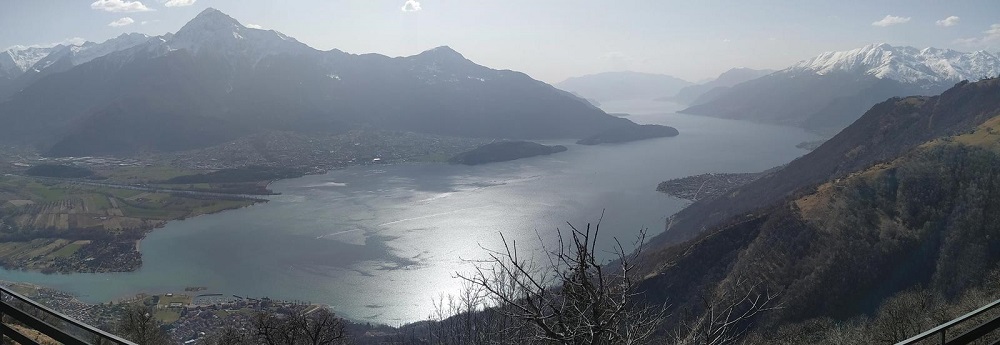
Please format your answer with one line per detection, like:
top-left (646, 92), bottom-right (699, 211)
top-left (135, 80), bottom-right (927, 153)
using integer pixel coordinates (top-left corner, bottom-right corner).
top-left (0, 101), bottom-right (822, 323)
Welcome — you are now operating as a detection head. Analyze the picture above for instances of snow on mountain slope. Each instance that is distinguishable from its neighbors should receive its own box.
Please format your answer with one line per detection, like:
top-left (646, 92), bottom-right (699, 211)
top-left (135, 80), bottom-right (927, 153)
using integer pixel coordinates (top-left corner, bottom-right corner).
top-left (66, 33), bottom-right (152, 66)
top-left (110, 8), bottom-right (492, 85)
top-left (7, 8), bottom-right (305, 88)
top-left (13, 33), bottom-right (153, 83)
top-left (787, 43), bottom-right (1000, 85)
top-left (0, 46), bottom-right (60, 79)
top-left (155, 8), bottom-right (312, 65)
top-left (9, 7), bottom-right (492, 93)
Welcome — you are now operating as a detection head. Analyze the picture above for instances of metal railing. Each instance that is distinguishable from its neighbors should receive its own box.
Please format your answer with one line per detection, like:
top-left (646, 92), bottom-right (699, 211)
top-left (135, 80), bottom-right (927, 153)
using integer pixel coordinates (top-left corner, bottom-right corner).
top-left (0, 285), bottom-right (135, 345)
top-left (896, 298), bottom-right (1000, 345)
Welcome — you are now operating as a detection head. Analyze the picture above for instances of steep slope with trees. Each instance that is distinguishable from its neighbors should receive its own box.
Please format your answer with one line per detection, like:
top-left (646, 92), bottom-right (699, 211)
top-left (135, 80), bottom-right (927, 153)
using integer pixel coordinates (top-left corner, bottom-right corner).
top-left (635, 78), bottom-right (1000, 342)
top-left (653, 78), bottom-right (1000, 248)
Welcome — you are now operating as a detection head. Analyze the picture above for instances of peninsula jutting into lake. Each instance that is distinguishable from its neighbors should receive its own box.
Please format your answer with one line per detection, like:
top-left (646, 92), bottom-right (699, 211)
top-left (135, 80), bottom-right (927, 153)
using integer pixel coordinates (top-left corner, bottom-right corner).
top-left (576, 124), bottom-right (679, 145)
top-left (449, 141), bottom-right (568, 165)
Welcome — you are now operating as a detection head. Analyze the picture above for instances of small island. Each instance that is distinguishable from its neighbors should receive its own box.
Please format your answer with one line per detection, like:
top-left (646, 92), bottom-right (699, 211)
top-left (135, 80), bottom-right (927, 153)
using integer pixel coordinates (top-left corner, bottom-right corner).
top-left (449, 141), bottom-right (568, 165)
top-left (576, 124), bottom-right (679, 145)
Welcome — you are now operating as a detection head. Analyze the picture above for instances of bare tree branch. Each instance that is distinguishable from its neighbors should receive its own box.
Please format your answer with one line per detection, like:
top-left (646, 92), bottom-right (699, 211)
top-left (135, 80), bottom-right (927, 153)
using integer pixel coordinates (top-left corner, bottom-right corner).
top-left (456, 222), bottom-right (665, 345)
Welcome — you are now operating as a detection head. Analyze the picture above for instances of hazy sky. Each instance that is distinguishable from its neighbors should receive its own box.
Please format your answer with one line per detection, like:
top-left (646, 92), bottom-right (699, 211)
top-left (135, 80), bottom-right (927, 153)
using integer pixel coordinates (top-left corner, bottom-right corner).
top-left (2, 0), bottom-right (999, 83)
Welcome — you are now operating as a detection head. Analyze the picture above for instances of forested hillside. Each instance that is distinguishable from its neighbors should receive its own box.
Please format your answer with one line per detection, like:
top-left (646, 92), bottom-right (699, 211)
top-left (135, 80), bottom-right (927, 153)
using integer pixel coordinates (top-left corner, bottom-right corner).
top-left (634, 78), bottom-right (1000, 342)
top-left (653, 79), bottom-right (1000, 248)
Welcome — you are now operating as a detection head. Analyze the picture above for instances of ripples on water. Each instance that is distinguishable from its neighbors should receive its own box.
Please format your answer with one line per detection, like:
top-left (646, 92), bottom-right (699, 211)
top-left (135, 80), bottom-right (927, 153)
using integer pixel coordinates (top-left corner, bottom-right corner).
top-left (0, 101), bottom-right (823, 323)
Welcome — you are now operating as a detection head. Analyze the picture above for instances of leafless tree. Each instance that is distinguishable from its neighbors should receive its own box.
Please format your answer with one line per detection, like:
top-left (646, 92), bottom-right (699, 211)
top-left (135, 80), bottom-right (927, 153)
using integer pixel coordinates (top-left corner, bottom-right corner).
top-left (114, 304), bottom-right (171, 345)
top-left (671, 278), bottom-right (780, 345)
top-left (291, 308), bottom-right (346, 345)
top-left (202, 326), bottom-right (251, 345)
top-left (250, 310), bottom-right (286, 345)
top-left (425, 280), bottom-right (530, 344)
top-left (426, 282), bottom-right (488, 344)
top-left (242, 307), bottom-right (347, 345)
top-left (457, 219), bottom-right (665, 345)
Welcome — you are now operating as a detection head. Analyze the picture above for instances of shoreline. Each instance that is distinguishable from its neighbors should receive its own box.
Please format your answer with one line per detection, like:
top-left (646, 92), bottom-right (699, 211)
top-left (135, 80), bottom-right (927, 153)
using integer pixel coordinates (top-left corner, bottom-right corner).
top-left (0, 158), bottom-right (426, 277)
top-left (0, 178), bottom-right (272, 275)
top-left (128, 197), bottom-right (267, 266)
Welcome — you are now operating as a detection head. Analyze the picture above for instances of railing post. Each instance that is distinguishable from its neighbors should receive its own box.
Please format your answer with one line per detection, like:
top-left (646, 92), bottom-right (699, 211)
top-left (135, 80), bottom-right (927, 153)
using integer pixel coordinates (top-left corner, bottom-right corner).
top-left (897, 298), bottom-right (1000, 345)
top-left (0, 285), bottom-right (136, 344)
top-left (0, 288), bottom-right (4, 343)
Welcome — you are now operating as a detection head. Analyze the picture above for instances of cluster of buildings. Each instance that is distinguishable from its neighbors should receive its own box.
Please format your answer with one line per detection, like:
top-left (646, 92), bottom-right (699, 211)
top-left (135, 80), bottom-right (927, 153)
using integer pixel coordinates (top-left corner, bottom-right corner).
top-left (1, 282), bottom-right (332, 344)
top-left (166, 295), bottom-right (318, 343)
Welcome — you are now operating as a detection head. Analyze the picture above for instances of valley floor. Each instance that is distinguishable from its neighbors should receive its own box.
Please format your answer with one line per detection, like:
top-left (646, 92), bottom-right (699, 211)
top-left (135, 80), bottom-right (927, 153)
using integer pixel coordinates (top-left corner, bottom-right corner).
top-left (0, 175), bottom-right (262, 273)
top-left (0, 130), bottom-right (489, 274)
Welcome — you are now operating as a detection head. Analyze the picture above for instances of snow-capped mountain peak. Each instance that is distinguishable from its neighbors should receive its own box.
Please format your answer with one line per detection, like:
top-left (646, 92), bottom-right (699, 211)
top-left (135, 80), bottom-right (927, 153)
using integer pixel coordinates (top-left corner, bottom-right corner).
top-left (15, 33), bottom-right (153, 81)
top-left (0, 46), bottom-right (61, 79)
top-left (67, 33), bottom-right (151, 66)
top-left (787, 43), bottom-right (1000, 85)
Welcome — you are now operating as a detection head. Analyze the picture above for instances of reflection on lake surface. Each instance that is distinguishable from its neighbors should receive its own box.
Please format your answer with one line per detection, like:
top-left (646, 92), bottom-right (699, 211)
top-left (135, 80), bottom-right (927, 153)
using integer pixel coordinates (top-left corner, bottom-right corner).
top-left (0, 102), bottom-right (822, 323)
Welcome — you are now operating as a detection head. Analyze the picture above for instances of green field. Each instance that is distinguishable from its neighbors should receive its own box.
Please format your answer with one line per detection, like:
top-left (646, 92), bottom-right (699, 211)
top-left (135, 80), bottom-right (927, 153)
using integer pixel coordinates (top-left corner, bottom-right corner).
top-left (118, 196), bottom-right (253, 220)
top-left (50, 241), bottom-right (87, 258)
top-left (212, 309), bottom-right (241, 318)
top-left (25, 181), bottom-right (72, 202)
top-left (0, 172), bottom-right (260, 273)
top-left (100, 166), bottom-right (195, 184)
top-left (83, 194), bottom-right (112, 210)
top-left (154, 309), bottom-right (182, 324)
top-left (157, 294), bottom-right (193, 307)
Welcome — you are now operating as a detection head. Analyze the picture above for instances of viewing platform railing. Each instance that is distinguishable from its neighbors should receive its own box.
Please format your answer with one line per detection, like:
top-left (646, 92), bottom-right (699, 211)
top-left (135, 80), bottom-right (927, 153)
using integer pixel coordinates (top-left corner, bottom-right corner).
top-left (0, 284), bottom-right (135, 345)
top-left (897, 298), bottom-right (1000, 345)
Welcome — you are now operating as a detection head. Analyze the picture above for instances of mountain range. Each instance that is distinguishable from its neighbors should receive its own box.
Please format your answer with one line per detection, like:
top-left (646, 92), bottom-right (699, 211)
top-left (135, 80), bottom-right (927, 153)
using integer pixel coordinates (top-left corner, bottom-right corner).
top-left (0, 46), bottom-right (56, 82)
top-left (680, 43), bottom-right (1000, 134)
top-left (662, 67), bottom-right (774, 105)
top-left (0, 34), bottom-right (153, 99)
top-left (0, 8), bottom-right (648, 157)
top-left (0, 46), bottom-right (58, 97)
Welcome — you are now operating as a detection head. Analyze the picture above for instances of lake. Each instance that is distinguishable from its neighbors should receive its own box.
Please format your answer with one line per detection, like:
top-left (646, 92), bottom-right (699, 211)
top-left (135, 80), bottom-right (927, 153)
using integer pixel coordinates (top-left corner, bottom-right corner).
top-left (0, 101), bottom-right (822, 324)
